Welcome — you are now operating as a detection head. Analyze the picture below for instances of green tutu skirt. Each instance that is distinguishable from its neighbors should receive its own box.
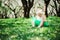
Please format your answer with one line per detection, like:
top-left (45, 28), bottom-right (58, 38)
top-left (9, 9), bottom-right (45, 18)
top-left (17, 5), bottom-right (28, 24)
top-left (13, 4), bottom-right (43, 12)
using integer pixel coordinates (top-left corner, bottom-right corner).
top-left (35, 19), bottom-right (49, 27)
top-left (32, 17), bottom-right (49, 27)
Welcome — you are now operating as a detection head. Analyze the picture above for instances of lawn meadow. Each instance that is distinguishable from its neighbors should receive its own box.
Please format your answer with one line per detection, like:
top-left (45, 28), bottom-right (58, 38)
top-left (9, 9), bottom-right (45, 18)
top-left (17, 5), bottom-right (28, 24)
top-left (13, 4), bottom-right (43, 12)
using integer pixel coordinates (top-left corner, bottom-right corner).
top-left (0, 16), bottom-right (60, 40)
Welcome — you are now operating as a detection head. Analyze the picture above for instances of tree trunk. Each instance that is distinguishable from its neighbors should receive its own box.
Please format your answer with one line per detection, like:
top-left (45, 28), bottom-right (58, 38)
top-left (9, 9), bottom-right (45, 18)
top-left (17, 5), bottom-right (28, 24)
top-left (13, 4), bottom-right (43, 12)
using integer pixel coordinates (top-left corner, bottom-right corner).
top-left (53, 0), bottom-right (60, 17)
top-left (44, 0), bottom-right (50, 17)
top-left (45, 4), bottom-right (48, 17)
top-left (21, 0), bottom-right (34, 18)
top-left (5, 9), bottom-right (8, 18)
top-left (57, 5), bottom-right (60, 17)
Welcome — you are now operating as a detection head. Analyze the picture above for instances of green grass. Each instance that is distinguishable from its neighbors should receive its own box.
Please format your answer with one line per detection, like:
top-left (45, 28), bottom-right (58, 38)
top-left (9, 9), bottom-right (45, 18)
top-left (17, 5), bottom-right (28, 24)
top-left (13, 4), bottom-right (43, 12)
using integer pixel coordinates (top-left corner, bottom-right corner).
top-left (0, 17), bottom-right (60, 40)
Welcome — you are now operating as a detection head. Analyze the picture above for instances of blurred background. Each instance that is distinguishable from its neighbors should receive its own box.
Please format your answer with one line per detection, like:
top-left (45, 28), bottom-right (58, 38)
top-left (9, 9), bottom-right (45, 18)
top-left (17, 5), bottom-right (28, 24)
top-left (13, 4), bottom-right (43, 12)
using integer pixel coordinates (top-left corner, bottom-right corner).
top-left (0, 0), bottom-right (60, 40)
top-left (0, 0), bottom-right (60, 18)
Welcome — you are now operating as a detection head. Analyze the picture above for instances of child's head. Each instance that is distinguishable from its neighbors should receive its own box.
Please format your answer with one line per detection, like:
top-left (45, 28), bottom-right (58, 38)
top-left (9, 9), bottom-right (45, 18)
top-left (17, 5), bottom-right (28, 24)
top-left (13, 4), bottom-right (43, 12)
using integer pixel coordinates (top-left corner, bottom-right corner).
top-left (36, 9), bottom-right (45, 17)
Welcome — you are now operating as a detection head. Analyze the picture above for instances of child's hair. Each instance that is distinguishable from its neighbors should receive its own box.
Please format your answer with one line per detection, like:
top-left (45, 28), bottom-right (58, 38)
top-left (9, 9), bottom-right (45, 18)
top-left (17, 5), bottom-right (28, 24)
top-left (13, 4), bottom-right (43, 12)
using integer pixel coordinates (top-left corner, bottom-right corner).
top-left (36, 9), bottom-right (45, 15)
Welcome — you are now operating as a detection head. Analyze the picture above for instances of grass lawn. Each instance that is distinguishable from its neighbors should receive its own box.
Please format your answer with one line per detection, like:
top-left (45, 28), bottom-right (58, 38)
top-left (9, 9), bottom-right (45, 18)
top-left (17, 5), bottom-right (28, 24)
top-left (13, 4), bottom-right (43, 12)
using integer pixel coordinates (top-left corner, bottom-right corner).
top-left (0, 16), bottom-right (60, 40)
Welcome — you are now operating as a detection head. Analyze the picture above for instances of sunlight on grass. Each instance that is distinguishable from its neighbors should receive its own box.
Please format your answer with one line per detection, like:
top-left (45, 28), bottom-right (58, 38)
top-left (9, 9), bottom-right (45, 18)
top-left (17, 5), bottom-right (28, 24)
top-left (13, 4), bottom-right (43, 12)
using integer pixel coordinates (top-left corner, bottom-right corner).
top-left (0, 17), bottom-right (60, 40)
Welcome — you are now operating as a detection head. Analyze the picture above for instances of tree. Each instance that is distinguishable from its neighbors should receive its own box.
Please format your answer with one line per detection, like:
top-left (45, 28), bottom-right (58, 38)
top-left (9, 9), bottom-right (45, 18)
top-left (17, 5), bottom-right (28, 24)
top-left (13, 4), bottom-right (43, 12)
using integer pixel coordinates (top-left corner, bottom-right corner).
top-left (4, 0), bottom-right (22, 18)
top-left (21, 0), bottom-right (34, 18)
top-left (53, 0), bottom-right (60, 17)
top-left (57, 0), bottom-right (60, 4)
top-left (0, 0), bottom-right (8, 18)
top-left (44, 0), bottom-right (50, 17)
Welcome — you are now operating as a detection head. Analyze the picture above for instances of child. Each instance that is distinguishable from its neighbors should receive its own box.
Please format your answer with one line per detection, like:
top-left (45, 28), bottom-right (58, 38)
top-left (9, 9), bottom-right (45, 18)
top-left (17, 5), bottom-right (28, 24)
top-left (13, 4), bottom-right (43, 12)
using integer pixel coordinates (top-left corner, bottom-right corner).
top-left (32, 9), bottom-right (49, 27)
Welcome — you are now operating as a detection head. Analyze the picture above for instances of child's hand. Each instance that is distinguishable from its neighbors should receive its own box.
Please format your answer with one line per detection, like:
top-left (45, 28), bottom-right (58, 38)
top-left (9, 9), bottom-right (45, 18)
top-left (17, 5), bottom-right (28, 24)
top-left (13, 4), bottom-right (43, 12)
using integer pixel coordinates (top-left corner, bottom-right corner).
top-left (38, 26), bottom-right (41, 28)
top-left (32, 24), bottom-right (35, 27)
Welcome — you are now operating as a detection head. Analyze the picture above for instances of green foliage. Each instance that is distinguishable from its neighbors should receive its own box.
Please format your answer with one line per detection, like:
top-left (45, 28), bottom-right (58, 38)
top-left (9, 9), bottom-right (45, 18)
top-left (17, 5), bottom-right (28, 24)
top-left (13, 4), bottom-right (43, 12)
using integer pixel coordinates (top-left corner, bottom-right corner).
top-left (0, 1), bottom-right (2, 7)
top-left (0, 17), bottom-right (60, 40)
top-left (0, 1), bottom-right (13, 18)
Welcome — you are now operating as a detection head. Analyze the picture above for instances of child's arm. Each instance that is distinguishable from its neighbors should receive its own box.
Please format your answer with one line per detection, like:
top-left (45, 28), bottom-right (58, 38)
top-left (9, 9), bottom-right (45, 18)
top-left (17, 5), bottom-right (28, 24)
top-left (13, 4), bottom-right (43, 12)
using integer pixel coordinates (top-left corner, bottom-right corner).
top-left (38, 20), bottom-right (44, 27)
top-left (32, 21), bottom-right (35, 27)
top-left (38, 15), bottom-right (46, 27)
top-left (31, 17), bottom-right (35, 27)
top-left (43, 15), bottom-right (46, 21)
